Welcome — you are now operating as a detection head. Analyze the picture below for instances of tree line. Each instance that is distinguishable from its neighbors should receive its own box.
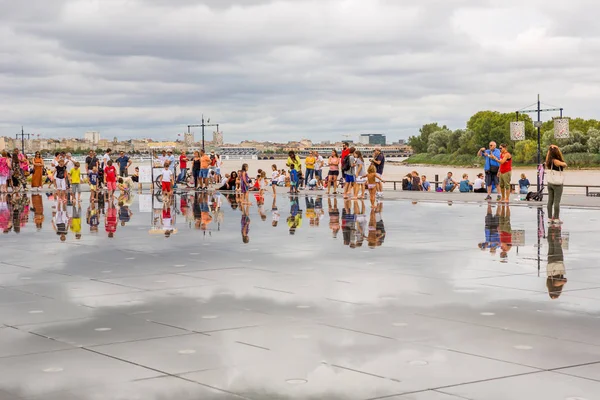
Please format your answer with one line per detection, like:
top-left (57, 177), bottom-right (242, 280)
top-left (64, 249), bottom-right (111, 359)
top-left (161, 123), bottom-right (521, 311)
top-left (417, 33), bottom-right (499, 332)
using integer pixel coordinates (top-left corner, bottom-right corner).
top-left (407, 111), bottom-right (600, 165)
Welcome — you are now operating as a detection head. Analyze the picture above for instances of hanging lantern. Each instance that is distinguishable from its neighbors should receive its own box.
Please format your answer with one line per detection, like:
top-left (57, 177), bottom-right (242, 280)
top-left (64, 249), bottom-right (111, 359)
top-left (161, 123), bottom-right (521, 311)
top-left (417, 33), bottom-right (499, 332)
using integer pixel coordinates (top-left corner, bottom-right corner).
top-left (510, 121), bottom-right (525, 141)
top-left (554, 118), bottom-right (570, 139)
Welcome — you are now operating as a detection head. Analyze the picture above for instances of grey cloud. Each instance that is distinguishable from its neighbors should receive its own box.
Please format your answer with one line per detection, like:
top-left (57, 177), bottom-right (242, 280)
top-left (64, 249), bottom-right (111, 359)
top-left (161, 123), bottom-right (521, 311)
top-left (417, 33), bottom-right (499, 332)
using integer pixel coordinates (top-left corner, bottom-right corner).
top-left (0, 0), bottom-right (598, 142)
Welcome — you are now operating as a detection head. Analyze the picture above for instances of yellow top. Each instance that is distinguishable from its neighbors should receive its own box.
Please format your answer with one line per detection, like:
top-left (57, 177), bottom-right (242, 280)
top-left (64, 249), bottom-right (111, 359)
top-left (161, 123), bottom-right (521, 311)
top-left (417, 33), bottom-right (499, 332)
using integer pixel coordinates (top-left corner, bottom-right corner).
top-left (69, 168), bottom-right (81, 184)
top-left (305, 156), bottom-right (315, 169)
top-left (71, 218), bottom-right (81, 233)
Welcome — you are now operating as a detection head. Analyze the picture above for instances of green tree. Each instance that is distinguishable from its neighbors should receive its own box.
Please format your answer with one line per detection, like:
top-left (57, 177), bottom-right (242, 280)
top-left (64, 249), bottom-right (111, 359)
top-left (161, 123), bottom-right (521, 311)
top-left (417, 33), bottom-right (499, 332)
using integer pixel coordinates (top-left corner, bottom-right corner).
top-left (514, 140), bottom-right (538, 164)
top-left (408, 123), bottom-right (446, 154)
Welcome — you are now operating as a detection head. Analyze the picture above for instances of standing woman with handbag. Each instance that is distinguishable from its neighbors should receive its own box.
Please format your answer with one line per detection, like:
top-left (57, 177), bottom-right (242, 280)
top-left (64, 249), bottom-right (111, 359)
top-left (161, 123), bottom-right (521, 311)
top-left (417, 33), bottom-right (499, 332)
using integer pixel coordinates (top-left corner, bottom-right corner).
top-left (546, 145), bottom-right (567, 224)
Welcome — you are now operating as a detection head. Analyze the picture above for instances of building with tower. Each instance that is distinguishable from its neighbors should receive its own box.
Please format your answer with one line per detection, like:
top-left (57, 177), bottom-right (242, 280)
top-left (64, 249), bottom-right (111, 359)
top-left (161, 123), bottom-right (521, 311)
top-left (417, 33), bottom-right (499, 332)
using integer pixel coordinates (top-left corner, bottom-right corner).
top-left (213, 131), bottom-right (224, 146)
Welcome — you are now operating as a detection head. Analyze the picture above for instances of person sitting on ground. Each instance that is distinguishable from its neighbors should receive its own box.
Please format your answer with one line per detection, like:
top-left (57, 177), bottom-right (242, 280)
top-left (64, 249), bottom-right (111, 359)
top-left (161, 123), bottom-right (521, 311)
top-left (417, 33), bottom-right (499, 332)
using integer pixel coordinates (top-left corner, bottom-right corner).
top-left (459, 173), bottom-right (473, 193)
top-left (473, 173), bottom-right (486, 193)
top-left (402, 173), bottom-right (412, 191)
top-left (421, 175), bottom-right (431, 192)
top-left (518, 173), bottom-right (530, 194)
top-left (443, 172), bottom-right (458, 192)
top-left (411, 171), bottom-right (421, 191)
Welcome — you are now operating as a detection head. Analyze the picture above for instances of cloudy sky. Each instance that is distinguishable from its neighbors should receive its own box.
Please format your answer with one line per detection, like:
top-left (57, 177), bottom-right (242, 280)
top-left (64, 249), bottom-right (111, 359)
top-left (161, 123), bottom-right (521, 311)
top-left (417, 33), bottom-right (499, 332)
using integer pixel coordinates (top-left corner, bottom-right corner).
top-left (1, 0), bottom-right (597, 143)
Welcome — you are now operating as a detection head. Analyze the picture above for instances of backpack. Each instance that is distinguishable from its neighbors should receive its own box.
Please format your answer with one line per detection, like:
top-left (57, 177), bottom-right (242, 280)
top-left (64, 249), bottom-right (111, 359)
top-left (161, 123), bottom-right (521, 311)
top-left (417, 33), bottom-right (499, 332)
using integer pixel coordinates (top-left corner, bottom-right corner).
top-left (342, 155), bottom-right (351, 172)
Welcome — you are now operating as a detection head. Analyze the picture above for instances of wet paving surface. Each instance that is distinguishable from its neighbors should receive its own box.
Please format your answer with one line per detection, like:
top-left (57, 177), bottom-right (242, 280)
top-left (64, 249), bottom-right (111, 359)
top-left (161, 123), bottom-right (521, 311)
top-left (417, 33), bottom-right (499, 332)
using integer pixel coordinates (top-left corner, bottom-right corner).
top-left (1, 190), bottom-right (600, 399)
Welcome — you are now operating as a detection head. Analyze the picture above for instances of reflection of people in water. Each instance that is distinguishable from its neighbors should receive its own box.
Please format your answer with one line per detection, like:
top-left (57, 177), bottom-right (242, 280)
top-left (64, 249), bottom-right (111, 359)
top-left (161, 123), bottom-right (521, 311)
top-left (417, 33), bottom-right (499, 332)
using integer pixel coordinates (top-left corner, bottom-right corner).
top-left (314, 195), bottom-right (324, 228)
top-left (479, 204), bottom-right (500, 255)
top-left (367, 208), bottom-right (378, 248)
top-left (355, 200), bottom-right (367, 248)
top-left (71, 204), bottom-right (82, 240)
top-left (0, 194), bottom-right (12, 234)
top-left (105, 199), bottom-right (117, 238)
top-left (342, 199), bottom-right (356, 246)
top-left (375, 202), bottom-right (385, 247)
top-left (328, 197), bottom-right (340, 238)
top-left (162, 203), bottom-right (175, 238)
top-left (118, 201), bottom-right (133, 227)
top-left (287, 195), bottom-right (302, 235)
top-left (241, 201), bottom-right (250, 243)
top-left (306, 196), bottom-right (316, 227)
top-left (271, 196), bottom-right (279, 227)
top-left (32, 194), bottom-right (44, 230)
top-left (499, 204), bottom-right (512, 260)
top-left (199, 192), bottom-right (212, 231)
top-left (87, 202), bottom-right (100, 233)
top-left (52, 199), bottom-right (69, 241)
top-left (547, 225), bottom-right (567, 299)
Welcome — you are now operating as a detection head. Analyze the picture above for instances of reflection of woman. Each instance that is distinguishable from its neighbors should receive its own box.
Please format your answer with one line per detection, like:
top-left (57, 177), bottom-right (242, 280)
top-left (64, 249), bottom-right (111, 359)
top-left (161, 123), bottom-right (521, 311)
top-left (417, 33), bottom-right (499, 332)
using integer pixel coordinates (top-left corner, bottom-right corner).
top-left (546, 225), bottom-right (567, 299)
top-left (32, 153), bottom-right (44, 189)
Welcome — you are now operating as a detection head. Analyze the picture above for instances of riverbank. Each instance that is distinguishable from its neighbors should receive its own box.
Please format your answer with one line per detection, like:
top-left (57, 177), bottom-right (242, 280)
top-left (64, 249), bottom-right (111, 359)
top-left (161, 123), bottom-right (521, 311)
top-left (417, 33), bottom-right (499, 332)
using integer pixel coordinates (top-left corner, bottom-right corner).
top-left (404, 152), bottom-right (600, 169)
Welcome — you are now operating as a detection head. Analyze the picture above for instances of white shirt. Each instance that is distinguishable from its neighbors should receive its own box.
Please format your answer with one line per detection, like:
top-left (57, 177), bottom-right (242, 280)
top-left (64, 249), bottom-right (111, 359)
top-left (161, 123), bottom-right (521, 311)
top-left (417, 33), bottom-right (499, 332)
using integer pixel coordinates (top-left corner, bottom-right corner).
top-left (315, 155), bottom-right (324, 170)
top-left (102, 153), bottom-right (110, 165)
top-left (162, 169), bottom-right (173, 182)
top-left (220, 176), bottom-right (228, 185)
top-left (271, 170), bottom-right (280, 180)
top-left (65, 159), bottom-right (74, 173)
top-left (474, 178), bottom-right (485, 190)
top-left (157, 155), bottom-right (166, 166)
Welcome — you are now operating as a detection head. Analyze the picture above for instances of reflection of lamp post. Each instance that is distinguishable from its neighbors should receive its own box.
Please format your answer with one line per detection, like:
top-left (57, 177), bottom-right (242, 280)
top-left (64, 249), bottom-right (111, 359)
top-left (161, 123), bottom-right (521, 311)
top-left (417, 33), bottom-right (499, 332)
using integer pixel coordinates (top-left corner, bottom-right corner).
top-left (515, 95), bottom-right (563, 189)
top-left (187, 115), bottom-right (219, 151)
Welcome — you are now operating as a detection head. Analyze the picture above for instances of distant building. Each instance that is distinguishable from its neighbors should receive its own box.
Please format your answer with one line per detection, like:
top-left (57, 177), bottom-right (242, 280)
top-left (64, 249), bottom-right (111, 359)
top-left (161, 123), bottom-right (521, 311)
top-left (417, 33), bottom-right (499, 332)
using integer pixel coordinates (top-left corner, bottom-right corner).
top-left (359, 134), bottom-right (386, 146)
top-left (213, 131), bottom-right (224, 146)
top-left (84, 131), bottom-right (100, 145)
top-left (396, 139), bottom-right (406, 145)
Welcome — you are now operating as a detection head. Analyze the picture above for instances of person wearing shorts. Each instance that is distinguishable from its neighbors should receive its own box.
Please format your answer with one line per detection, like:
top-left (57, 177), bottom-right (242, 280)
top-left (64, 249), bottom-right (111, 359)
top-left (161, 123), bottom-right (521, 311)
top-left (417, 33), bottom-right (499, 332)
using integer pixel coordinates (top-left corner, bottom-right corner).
top-left (161, 165), bottom-right (173, 195)
top-left (478, 141), bottom-right (501, 201)
top-left (199, 150), bottom-right (211, 190)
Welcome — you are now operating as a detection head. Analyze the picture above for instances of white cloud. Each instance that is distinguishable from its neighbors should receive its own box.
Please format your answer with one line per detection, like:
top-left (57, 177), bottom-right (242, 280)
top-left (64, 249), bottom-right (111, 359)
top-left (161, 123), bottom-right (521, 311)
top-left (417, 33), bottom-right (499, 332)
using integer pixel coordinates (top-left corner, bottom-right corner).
top-left (0, 0), bottom-right (598, 142)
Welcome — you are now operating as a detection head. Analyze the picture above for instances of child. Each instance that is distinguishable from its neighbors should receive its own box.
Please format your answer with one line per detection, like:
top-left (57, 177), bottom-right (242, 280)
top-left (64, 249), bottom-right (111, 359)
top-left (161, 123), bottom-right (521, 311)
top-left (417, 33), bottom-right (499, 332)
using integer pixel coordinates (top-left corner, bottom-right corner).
top-left (289, 164), bottom-right (299, 194)
top-left (366, 165), bottom-right (385, 207)
top-left (240, 163), bottom-right (250, 204)
top-left (88, 166), bottom-right (99, 202)
top-left (70, 204), bottom-right (82, 240)
top-left (519, 173), bottom-right (530, 194)
top-left (131, 166), bottom-right (142, 192)
top-left (104, 160), bottom-right (117, 199)
top-left (161, 161), bottom-right (174, 197)
top-left (258, 170), bottom-right (268, 196)
top-left (69, 162), bottom-right (82, 203)
top-left (473, 173), bottom-right (486, 193)
top-left (271, 164), bottom-right (279, 195)
top-left (459, 173), bottom-right (473, 193)
top-left (54, 159), bottom-right (68, 201)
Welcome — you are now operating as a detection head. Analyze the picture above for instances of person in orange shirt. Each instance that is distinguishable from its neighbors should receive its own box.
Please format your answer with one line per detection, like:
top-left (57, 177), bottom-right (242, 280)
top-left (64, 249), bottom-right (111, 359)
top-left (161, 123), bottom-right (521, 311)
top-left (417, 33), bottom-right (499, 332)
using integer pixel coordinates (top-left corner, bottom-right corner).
top-left (199, 150), bottom-right (211, 191)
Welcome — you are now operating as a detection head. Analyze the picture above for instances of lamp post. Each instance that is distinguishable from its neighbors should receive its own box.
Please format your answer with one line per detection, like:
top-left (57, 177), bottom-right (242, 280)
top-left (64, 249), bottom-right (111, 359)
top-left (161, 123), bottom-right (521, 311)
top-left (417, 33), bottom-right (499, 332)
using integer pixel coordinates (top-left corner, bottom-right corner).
top-left (515, 94), bottom-right (563, 189)
top-left (15, 126), bottom-right (31, 154)
top-left (187, 115), bottom-right (219, 151)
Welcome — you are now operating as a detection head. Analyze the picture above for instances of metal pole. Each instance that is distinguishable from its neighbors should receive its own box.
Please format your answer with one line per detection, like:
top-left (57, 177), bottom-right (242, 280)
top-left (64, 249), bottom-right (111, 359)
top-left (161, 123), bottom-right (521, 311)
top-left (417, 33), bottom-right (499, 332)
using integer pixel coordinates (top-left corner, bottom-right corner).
top-left (560, 108), bottom-right (563, 118)
top-left (537, 94), bottom-right (541, 189)
top-left (201, 115), bottom-right (205, 151)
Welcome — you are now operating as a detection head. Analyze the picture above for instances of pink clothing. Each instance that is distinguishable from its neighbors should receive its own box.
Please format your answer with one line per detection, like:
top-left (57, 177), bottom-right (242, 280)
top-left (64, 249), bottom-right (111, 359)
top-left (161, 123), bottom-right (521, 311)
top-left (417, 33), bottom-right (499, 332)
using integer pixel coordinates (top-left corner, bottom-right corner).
top-left (0, 157), bottom-right (9, 177)
top-left (18, 154), bottom-right (28, 171)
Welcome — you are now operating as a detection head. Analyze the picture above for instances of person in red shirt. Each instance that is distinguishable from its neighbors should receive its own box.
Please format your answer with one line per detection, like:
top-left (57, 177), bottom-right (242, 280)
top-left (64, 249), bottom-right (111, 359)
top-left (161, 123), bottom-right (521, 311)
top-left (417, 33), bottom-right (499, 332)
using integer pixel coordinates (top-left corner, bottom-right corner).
top-left (104, 160), bottom-right (117, 199)
top-left (178, 151), bottom-right (188, 184)
top-left (105, 200), bottom-right (118, 238)
top-left (339, 142), bottom-right (350, 184)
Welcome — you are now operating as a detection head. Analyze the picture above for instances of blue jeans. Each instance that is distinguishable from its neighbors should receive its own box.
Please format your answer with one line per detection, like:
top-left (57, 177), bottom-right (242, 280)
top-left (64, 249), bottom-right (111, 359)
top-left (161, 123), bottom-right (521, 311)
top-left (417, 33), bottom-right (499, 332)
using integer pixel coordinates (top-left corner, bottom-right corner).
top-left (177, 168), bottom-right (187, 183)
top-left (305, 168), bottom-right (314, 185)
top-left (193, 169), bottom-right (200, 188)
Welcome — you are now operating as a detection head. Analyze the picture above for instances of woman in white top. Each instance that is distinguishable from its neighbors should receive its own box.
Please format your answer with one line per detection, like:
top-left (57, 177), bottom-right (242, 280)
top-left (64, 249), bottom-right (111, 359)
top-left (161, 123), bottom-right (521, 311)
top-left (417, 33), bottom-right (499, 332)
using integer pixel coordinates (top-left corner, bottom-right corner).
top-left (270, 164), bottom-right (280, 195)
top-left (473, 173), bottom-right (486, 193)
top-left (353, 150), bottom-right (367, 199)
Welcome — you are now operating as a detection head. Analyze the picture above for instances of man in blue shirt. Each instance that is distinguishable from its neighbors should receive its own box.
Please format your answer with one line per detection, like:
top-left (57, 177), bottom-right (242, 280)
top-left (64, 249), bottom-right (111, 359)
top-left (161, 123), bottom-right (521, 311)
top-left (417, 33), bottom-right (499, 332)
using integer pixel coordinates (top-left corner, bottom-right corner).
top-left (115, 151), bottom-right (131, 177)
top-left (477, 141), bottom-right (501, 201)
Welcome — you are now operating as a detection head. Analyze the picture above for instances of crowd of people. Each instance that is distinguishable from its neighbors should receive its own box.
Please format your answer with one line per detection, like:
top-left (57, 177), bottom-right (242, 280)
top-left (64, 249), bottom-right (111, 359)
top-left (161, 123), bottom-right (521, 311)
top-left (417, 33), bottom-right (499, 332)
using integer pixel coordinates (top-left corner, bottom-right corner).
top-left (0, 140), bottom-right (568, 221)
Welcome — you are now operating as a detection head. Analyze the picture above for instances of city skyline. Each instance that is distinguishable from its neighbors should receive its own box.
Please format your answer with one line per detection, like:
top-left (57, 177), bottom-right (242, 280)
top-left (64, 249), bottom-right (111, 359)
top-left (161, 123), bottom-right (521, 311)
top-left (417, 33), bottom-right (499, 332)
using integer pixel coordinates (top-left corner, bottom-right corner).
top-left (2, 1), bottom-right (599, 142)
